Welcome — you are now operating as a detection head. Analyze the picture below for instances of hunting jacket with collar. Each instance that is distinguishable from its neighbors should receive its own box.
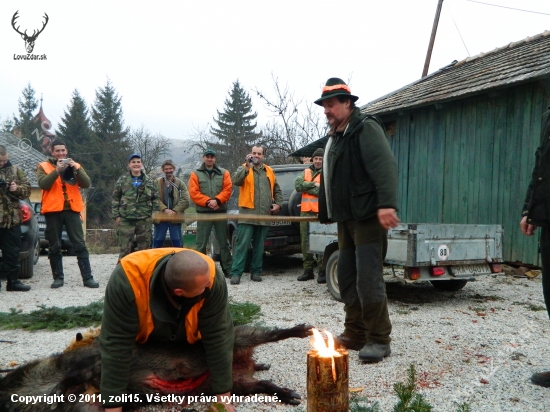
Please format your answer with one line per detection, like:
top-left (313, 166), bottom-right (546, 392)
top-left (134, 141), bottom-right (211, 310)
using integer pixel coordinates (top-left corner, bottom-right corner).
top-left (188, 163), bottom-right (232, 213)
top-left (232, 163), bottom-right (283, 226)
top-left (112, 171), bottom-right (160, 220)
top-left (156, 176), bottom-right (190, 213)
top-left (319, 107), bottom-right (398, 223)
top-left (523, 106), bottom-right (550, 227)
top-left (0, 161), bottom-right (31, 228)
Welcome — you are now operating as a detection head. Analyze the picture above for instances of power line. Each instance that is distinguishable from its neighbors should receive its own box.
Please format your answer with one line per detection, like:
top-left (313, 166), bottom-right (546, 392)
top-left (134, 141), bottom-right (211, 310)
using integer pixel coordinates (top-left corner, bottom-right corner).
top-left (446, 1), bottom-right (470, 57)
top-left (465, 0), bottom-right (550, 16)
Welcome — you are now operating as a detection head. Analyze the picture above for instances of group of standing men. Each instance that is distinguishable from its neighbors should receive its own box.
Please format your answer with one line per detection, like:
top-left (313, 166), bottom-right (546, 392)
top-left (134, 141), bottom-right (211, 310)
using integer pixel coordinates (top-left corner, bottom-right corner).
top-left (111, 145), bottom-right (281, 284)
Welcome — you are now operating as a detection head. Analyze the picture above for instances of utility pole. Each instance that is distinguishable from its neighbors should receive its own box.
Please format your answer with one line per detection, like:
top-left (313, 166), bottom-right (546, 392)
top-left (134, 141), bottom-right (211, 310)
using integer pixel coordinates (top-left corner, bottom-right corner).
top-left (422, 0), bottom-right (444, 78)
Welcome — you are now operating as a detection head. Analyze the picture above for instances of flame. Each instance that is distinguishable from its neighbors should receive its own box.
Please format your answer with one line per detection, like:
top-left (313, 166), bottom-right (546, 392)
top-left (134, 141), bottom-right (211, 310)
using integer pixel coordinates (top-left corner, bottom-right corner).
top-left (310, 329), bottom-right (342, 382)
top-left (311, 328), bottom-right (341, 357)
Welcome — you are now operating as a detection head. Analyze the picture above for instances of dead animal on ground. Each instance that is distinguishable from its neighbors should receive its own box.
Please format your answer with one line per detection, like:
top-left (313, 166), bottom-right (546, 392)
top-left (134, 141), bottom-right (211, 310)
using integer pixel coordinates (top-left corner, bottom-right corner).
top-left (0, 324), bottom-right (312, 411)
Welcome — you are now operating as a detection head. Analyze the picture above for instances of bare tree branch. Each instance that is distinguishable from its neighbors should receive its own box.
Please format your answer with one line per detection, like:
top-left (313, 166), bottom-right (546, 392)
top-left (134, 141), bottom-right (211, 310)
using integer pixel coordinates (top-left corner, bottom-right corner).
top-left (129, 125), bottom-right (171, 174)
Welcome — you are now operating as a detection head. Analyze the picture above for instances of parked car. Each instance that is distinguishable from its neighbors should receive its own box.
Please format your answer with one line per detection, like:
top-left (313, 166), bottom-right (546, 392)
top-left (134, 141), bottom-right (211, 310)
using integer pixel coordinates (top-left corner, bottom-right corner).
top-left (0, 199), bottom-right (39, 279)
top-left (32, 202), bottom-right (75, 255)
top-left (209, 164), bottom-right (305, 259)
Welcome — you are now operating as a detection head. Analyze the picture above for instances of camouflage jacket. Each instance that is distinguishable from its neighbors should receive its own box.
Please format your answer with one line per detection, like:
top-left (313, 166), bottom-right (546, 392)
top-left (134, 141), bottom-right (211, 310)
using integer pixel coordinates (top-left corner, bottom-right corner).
top-left (0, 161), bottom-right (31, 229)
top-left (112, 172), bottom-right (160, 220)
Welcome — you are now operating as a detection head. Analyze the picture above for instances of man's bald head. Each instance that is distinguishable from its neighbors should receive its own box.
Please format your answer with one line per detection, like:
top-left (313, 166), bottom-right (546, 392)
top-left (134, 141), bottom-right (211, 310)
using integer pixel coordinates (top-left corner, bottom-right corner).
top-left (165, 250), bottom-right (211, 296)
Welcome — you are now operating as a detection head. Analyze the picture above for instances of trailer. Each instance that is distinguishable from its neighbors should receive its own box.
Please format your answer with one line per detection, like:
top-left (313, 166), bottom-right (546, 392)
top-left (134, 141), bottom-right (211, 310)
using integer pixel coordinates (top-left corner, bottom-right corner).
top-left (308, 222), bottom-right (504, 301)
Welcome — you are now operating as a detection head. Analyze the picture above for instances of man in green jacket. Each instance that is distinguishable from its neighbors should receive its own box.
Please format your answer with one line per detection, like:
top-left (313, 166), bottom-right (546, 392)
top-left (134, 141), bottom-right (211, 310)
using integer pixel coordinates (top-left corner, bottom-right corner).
top-left (188, 148), bottom-right (233, 276)
top-left (317, 78), bottom-right (400, 363)
top-left (229, 146), bottom-right (283, 285)
top-left (0, 145), bottom-right (31, 291)
top-left (99, 248), bottom-right (235, 412)
top-left (295, 147), bottom-right (325, 283)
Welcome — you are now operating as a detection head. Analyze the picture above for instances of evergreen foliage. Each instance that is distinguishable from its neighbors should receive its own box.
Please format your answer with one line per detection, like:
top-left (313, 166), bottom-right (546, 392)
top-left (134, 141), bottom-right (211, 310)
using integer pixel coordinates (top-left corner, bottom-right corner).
top-left (87, 79), bottom-right (131, 225)
top-left (209, 80), bottom-right (262, 172)
top-left (0, 301), bottom-right (261, 331)
top-left (393, 364), bottom-right (433, 412)
top-left (12, 83), bottom-right (41, 152)
top-left (56, 89), bottom-right (93, 159)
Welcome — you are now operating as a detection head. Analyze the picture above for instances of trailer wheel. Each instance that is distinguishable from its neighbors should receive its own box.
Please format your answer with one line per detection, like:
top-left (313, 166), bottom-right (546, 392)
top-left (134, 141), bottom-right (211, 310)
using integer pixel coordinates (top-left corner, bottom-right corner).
top-left (326, 251), bottom-right (342, 302)
top-left (430, 279), bottom-right (468, 291)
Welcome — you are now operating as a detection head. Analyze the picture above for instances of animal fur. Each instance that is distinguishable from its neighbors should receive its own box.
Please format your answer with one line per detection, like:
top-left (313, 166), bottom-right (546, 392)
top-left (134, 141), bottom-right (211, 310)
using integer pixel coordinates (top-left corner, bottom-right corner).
top-left (0, 324), bottom-right (312, 411)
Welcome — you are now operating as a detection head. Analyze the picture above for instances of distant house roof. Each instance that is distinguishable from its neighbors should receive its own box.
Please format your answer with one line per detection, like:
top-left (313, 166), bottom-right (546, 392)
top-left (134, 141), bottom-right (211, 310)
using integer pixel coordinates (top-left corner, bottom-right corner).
top-left (363, 31), bottom-right (550, 116)
top-left (0, 132), bottom-right (47, 187)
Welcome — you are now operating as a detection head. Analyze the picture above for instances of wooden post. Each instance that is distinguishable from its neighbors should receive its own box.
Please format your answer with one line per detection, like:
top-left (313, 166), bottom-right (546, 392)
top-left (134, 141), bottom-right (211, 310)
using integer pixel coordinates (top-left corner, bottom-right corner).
top-left (306, 349), bottom-right (348, 412)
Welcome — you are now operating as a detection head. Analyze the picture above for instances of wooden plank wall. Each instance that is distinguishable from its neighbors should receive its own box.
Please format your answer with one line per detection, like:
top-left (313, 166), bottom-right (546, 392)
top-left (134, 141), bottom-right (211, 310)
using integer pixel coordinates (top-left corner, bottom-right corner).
top-left (385, 81), bottom-right (549, 265)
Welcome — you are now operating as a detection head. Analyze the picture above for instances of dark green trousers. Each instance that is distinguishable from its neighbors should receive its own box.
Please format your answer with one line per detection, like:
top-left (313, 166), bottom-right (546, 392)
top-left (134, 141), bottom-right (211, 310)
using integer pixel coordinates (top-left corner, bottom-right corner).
top-left (196, 218), bottom-right (233, 272)
top-left (230, 224), bottom-right (269, 277)
top-left (337, 217), bottom-right (392, 345)
top-left (45, 210), bottom-right (88, 259)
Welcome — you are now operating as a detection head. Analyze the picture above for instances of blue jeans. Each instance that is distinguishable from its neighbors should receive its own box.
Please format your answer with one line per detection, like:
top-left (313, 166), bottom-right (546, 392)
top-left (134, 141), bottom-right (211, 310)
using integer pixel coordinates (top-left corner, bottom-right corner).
top-left (153, 222), bottom-right (182, 248)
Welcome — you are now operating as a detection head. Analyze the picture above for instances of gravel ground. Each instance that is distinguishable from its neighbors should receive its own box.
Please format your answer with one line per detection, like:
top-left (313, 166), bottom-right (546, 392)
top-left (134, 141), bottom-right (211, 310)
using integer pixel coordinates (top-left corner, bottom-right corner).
top-left (1, 253), bottom-right (550, 412)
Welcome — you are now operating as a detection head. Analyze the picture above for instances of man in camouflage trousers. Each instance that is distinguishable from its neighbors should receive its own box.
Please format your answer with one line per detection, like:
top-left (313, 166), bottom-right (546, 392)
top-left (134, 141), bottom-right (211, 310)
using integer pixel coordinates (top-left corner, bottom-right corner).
top-left (295, 147), bottom-right (325, 283)
top-left (0, 145), bottom-right (31, 292)
top-left (112, 154), bottom-right (160, 259)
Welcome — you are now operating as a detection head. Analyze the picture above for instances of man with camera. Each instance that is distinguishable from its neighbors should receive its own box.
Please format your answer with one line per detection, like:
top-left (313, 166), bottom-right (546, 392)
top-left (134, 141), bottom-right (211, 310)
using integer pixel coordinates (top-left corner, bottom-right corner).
top-left (229, 146), bottom-right (282, 285)
top-left (0, 145), bottom-right (31, 292)
top-left (37, 140), bottom-right (99, 289)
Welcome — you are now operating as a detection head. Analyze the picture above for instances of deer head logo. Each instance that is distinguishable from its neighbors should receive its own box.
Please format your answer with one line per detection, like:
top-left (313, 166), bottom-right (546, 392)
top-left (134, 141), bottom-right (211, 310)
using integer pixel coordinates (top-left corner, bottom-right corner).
top-left (11, 11), bottom-right (49, 54)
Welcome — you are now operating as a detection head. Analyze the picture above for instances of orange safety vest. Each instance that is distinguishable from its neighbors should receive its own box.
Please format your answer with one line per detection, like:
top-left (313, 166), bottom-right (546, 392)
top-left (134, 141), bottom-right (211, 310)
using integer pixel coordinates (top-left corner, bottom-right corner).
top-left (39, 161), bottom-right (84, 213)
top-left (301, 168), bottom-right (320, 213)
top-left (120, 248), bottom-right (216, 345)
top-left (238, 164), bottom-right (276, 209)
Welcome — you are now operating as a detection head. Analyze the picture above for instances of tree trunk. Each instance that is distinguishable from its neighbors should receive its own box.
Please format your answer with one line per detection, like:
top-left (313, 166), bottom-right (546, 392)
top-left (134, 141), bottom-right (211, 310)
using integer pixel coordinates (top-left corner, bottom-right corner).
top-left (307, 349), bottom-right (348, 411)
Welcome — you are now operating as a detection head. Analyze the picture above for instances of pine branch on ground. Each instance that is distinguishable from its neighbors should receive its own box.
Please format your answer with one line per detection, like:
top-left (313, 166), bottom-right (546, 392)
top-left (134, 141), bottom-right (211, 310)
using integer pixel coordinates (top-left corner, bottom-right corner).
top-left (0, 301), bottom-right (261, 331)
top-left (393, 364), bottom-right (433, 412)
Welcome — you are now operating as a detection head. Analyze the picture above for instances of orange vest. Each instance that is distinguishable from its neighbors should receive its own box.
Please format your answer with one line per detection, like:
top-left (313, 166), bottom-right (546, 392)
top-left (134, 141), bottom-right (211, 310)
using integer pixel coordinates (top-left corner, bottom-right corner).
top-left (39, 161), bottom-right (84, 213)
top-left (238, 164), bottom-right (276, 208)
top-left (120, 248), bottom-right (216, 345)
top-left (301, 168), bottom-right (320, 213)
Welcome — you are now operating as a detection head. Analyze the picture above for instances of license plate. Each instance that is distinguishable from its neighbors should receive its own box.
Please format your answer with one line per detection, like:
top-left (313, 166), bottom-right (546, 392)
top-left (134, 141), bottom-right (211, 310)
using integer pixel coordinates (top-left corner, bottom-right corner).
top-left (271, 220), bottom-right (291, 226)
top-left (38, 223), bottom-right (46, 229)
top-left (451, 264), bottom-right (491, 276)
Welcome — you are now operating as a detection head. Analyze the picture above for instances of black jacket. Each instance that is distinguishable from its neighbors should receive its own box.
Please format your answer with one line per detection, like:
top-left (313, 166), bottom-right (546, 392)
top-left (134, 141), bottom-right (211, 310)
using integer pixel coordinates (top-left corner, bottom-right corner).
top-left (319, 108), bottom-right (398, 223)
top-left (523, 106), bottom-right (550, 227)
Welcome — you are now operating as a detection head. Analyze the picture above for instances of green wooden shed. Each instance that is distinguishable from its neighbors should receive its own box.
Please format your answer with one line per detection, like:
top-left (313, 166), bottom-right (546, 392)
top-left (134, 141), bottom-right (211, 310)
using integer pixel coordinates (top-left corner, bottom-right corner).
top-left (369, 31), bottom-right (550, 265)
top-left (293, 31), bottom-right (550, 265)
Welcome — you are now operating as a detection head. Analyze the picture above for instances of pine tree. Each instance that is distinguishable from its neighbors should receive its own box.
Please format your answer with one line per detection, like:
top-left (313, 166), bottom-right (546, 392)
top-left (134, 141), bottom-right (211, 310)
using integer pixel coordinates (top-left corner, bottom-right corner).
top-left (209, 80), bottom-right (262, 172)
top-left (87, 79), bottom-right (131, 225)
top-left (13, 84), bottom-right (40, 151)
top-left (56, 89), bottom-right (93, 157)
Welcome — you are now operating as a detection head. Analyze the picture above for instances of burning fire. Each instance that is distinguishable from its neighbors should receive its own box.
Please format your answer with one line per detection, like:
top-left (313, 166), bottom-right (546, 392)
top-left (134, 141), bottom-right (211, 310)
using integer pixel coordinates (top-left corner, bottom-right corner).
top-left (311, 328), bottom-right (341, 357)
top-left (310, 329), bottom-right (343, 381)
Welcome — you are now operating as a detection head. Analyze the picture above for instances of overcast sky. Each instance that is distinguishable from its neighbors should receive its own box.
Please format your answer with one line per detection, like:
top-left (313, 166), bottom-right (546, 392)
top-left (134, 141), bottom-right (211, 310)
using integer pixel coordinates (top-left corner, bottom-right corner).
top-left (0, 0), bottom-right (548, 141)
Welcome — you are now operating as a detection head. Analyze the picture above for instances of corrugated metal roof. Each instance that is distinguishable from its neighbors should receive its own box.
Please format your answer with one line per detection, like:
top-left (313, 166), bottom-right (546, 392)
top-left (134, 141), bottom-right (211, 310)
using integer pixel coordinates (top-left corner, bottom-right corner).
top-left (0, 132), bottom-right (47, 187)
top-left (363, 31), bottom-right (550, 116)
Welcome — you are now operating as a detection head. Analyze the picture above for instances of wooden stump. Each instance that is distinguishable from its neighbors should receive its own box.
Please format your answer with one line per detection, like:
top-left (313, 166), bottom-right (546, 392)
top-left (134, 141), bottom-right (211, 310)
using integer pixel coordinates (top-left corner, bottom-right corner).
top-left (307, 349), bottom-right (348, 412)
